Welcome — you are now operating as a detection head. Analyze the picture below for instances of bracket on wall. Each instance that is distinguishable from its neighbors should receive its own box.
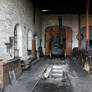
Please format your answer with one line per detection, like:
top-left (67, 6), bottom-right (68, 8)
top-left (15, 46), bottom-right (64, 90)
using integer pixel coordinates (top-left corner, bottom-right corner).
top-left (5, 43), bottom-right (11, 51)
top-left (5, 37), bottom-right (14, 56)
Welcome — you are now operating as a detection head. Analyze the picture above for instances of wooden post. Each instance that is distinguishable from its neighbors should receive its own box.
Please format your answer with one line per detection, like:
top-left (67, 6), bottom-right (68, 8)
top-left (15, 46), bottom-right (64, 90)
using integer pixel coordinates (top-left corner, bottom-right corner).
top-left (86, 0), bottom-right (90, 49)
top-left (32, 40), bottom-right (36, 58)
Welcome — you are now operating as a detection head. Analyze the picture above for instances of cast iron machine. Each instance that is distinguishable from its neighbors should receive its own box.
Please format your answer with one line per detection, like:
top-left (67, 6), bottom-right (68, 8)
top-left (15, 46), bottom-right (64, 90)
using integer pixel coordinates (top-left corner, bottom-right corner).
top-left (50, 16), bottom-right (65, 58)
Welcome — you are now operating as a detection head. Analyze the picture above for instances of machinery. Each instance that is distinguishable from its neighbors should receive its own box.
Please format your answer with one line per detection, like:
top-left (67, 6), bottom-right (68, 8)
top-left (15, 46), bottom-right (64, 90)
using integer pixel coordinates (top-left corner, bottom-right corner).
top-left (50, 16), bottom-right (65, 58)
top-left (74, 26), bottom-right (92, 71)
top-left (80, 27), bottom-right (92, 70)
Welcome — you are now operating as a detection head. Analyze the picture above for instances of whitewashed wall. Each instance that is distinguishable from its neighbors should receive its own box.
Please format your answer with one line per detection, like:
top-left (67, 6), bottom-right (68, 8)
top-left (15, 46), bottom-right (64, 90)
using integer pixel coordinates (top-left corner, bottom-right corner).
top-left (0, 0), bottom-right (41, 61)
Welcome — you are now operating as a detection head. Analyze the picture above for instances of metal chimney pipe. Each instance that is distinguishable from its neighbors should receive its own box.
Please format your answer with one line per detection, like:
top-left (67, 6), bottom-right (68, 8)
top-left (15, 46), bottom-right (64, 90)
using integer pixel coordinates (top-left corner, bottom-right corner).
top-left (58, 16), bottom-right (62, 32)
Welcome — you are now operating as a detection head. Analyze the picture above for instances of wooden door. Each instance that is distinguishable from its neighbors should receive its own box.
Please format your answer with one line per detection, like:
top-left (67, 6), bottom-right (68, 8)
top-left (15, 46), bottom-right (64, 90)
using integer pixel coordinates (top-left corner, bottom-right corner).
top-left (45, 26), bottom-right (59, 56)
top-left (45, 25), bottom-right (72, 56)
top-left (65, 28), bottom-right (72, 55)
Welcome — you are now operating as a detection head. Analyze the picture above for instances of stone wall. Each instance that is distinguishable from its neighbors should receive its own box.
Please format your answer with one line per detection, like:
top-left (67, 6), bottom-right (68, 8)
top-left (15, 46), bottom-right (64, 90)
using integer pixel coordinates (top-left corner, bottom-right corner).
top-left (0, 0), bottom-right (41, 61)
top-left (41, 14), bottom-right (92, 54)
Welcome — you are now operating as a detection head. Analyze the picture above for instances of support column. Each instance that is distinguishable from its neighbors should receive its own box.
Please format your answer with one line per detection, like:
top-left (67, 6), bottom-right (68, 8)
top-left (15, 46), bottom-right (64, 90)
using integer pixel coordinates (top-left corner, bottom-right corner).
top-left (86, 0), bottom-right (90, 49)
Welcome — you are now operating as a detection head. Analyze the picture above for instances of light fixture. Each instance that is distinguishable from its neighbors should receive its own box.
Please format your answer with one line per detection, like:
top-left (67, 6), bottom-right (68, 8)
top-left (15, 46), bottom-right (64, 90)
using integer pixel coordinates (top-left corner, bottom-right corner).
top-left (41, 10), bottom-right (49, 12)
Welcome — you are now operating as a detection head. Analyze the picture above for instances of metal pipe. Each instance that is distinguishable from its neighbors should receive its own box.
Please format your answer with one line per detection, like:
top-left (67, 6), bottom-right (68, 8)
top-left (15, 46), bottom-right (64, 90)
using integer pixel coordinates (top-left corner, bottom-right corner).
top-left (58, 16), bottom-right (62, 32)
top-left (86, 0), bottom-right (90, 49)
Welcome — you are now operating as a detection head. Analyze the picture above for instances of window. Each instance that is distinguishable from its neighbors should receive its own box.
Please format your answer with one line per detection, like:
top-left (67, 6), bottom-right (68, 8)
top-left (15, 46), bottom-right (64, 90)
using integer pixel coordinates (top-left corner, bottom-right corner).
top-left (14, 24), bottom-right (22, 58)
top-left (27, 30), bottom-right (33, 55)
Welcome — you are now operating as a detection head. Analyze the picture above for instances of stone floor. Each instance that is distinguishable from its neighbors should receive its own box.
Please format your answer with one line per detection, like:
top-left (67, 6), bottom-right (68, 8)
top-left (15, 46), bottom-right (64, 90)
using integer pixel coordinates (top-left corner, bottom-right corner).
top-left (4, 58), bottom-right (49, 92)
top-left (4, 58), bottom-right (92, 92)
top-left (68, 61), bottom-right (92, 92)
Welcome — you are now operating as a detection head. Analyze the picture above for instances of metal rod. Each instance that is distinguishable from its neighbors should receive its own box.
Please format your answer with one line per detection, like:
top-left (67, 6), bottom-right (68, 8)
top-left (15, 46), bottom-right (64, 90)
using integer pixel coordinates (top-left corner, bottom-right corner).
top-left (78, 13), bottom-right (81, 50)
top-left (32, 64), bottom-right (49, 92)
top-left (58, 16), bottom-right (62, 32)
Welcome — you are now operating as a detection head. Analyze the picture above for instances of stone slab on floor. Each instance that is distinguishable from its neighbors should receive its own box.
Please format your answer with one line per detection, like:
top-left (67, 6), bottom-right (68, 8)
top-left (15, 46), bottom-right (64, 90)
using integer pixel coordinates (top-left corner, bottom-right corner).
top-left (4, 58), bottom-right (49, 92)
